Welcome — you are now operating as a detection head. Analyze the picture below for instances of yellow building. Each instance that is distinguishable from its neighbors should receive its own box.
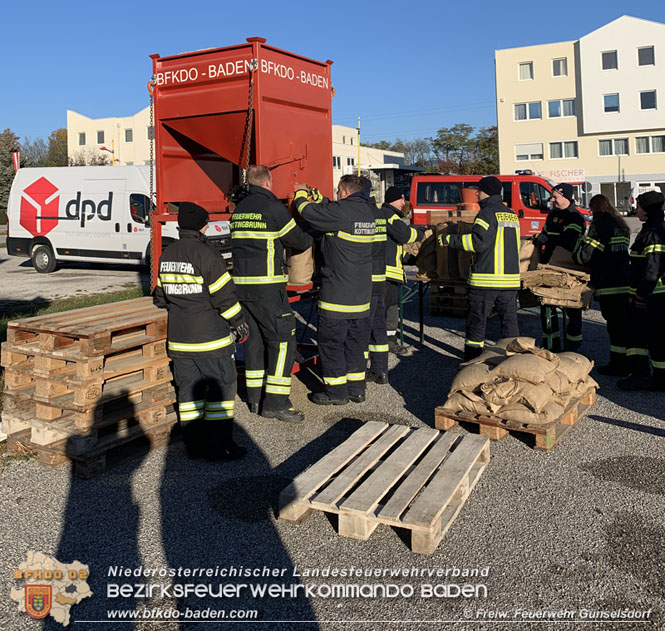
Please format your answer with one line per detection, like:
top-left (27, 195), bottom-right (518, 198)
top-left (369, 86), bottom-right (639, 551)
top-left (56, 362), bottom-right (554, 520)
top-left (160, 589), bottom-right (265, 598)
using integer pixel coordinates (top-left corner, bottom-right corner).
top-left (496, 15), bottom-right (665, 210)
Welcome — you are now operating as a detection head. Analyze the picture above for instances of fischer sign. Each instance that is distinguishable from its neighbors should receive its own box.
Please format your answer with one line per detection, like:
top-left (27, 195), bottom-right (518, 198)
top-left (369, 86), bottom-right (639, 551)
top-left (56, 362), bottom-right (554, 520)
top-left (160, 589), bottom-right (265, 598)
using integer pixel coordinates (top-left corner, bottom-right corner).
top-left (155, 57), bottom-right (329, 89)
top-left (19, 177), bottom-right (113, 237)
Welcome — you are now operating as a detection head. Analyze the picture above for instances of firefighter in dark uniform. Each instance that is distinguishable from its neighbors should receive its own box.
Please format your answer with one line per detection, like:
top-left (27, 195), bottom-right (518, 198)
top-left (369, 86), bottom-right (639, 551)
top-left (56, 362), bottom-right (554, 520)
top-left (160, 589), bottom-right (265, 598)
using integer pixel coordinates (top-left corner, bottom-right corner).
top-left (382, 186), bottom-right (424, 355)
top-left (535, 182), bottom-right (586, 351)
top-left (618, 190), bottom-right (665, 391)
top-left (153, 202), bottom-right (249, 460)
top-left (360, 177), bottom-right (389, 384)
top-left (443, 176), bottom-right (520, 361)
top-left (293, 174), bottom-right (375, 405)
top-left (573, 194), bottom-right (630, 375)
top-left (231, 165), bottom-right (313, 423)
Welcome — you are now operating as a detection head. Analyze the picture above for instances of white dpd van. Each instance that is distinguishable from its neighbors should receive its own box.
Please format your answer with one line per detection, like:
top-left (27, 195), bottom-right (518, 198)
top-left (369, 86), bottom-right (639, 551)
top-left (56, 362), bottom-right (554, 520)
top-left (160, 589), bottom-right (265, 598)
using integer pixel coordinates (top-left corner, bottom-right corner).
top-left (7, 165), bottom-right (231, 272)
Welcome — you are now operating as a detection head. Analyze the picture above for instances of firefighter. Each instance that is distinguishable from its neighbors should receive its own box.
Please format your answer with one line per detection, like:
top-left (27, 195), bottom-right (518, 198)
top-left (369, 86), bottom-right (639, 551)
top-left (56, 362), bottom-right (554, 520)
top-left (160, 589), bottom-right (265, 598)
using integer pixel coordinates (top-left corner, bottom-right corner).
top-left (442, 176), bottom-right (520, 361)
top-left (230, 165), bottom-right (313, 423)
top-left (382, 186), bottom-right (424, 355)
top-left (360, 177), bottom-right (389, 384)
top-left (535, 182), bottom-right (586, 351)
top-left (573, 194), bottom-right (630, 375)
top-left (153, 202), bottom-right (249, 460)
top-left (618, 190), bottom-right (665, 391)
top-left (293, 175), bottom-right (375, 405)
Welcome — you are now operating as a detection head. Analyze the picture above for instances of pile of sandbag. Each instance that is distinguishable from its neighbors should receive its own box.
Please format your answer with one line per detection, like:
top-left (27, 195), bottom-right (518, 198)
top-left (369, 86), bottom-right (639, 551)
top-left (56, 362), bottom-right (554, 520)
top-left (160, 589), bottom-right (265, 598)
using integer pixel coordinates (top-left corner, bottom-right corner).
top-left (286, 246), bottom-right (315, 286)
top-left (442, 337), bottom-right (597, 425)
top-left (521, 247), bottom-right (593, 309)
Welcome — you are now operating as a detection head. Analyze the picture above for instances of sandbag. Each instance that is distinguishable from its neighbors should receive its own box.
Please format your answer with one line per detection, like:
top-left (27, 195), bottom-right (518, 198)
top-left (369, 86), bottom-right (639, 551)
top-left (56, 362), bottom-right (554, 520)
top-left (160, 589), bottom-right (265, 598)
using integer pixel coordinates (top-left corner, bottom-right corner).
top-left (449, 363), bottom-right (493, 393)
top-left (548, 246), bottom-right (589, 272)
top-left (557, 352), bottom-right (593, 383)
top-left (492, 353), bottom-right (557, 384)
top-left (505, 337), bottom-right (537, 353)
top-left (519, 239), bottom-right (540, 274)
top-left (549, 370), bottom-right (573, 394)
top-left (416, 233), bottom-right (438, 276)
top-left (515, 382), bottom-right (553, 413)
top-left (497, 400), bottom-right (564, 425)
top-left (436, 221), bottom-right (474, 281)
top-left (442, 392), bottom-right (498, 416)
top-left (287, 246), bottom-right (315, 286)
top-left (480, 378), bottom-right (521, 407)
top-left (403, 228), bottom-right (433, 257)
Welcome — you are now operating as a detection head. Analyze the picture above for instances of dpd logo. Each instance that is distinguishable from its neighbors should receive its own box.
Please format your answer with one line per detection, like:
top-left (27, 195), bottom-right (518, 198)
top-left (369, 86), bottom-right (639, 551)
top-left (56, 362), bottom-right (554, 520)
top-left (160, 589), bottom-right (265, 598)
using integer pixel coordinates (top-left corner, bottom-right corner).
top-left (19, 177), bottom-right (59, 237)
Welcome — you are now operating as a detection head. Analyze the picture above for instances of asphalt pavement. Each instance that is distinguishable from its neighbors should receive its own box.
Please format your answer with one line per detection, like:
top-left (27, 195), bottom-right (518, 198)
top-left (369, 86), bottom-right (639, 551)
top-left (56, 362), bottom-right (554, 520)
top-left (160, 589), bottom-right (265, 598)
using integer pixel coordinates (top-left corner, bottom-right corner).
top-left (1, 288), bottom-right (664, 630)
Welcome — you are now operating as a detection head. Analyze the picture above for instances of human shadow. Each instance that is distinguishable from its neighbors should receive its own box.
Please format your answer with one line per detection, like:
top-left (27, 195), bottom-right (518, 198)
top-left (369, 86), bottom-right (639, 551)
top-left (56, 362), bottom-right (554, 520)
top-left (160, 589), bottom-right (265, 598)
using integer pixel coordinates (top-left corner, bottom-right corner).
top-left (44, 390), bottom-right (153, 629)
top-left (160, 421), bottom-right (320, 630)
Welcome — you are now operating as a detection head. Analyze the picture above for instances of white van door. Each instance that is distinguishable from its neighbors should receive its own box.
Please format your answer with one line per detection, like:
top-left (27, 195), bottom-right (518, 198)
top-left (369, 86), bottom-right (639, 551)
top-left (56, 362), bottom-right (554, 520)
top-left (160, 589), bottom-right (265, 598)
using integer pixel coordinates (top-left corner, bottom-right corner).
top-left (121, 192), bottom-right (152, 262)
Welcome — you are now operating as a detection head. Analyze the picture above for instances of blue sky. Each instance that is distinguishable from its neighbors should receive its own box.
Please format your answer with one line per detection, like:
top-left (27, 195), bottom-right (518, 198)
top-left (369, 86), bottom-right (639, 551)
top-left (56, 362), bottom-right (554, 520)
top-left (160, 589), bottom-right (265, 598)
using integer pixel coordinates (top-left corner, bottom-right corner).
top-left (3, 0), bottom-right (664, 145)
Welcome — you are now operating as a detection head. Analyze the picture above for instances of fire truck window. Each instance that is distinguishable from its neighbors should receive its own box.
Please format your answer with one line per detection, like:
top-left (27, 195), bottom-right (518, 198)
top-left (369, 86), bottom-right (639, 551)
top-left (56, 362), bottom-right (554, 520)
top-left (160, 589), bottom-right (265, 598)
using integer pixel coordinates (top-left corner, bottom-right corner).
top-left (416, 183), bottom-right (462, 205)
top-left (520, 182), bottom-right (539, 210)
top-left (536, 184), bottom-right (551, 210)
top-left (130, 194), bottom-right (150, 224)
top-left (502, 181), bottom-right (512, 205)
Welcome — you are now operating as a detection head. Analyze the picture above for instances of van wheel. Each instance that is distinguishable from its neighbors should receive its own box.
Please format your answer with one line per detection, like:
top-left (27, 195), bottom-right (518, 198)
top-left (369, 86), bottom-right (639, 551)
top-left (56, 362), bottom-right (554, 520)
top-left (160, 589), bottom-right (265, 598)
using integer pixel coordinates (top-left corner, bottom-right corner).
top-left (32, 245), bottom-right (57, 273)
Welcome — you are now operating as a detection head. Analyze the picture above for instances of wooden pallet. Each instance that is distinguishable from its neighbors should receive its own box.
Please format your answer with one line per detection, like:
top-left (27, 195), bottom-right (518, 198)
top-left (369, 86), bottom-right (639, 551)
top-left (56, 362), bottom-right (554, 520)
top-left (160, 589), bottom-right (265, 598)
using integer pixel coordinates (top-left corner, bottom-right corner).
top-left (5, 297), bottom-right (166, 357)
top-left (434, 388), bottom-right (596, 451)
top-left (2, 381), bottom-right (175, 431)
top-left (279, 421), bottom-right (489, 554)
top-left (6, 412), bottom-right (177, 479)
top-left (429, 282), bottom-right (468, 317)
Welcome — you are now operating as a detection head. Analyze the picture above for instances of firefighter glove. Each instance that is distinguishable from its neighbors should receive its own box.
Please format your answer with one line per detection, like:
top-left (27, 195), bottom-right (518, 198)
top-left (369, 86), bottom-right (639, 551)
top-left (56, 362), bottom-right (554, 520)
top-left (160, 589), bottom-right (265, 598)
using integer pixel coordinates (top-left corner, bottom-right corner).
top-left (293, 189), bottom-right (309, 201)
top-left (634, 295), bottom-right (647, 310)
top-left (232, 321), bottom-right (250, 344)
top-left (309, 188), bottom-right (323, 203)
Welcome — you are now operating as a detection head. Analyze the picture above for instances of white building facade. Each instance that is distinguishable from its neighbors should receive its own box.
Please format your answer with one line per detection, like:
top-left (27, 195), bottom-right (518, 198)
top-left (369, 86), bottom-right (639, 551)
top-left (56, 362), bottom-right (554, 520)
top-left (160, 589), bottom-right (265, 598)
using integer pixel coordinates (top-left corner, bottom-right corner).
top-left (496, 15), bottom-right (665, 210)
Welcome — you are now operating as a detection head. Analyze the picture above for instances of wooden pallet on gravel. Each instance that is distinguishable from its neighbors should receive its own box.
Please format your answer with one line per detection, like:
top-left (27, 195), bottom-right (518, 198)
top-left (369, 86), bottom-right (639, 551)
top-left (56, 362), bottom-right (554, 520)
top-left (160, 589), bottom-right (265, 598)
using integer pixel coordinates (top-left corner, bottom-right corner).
top-left (5, 297), bottom-right (166, 357)
top-left (6, 412), bottom-right (177, 479)
top-left (279, 421), bottom-right (489, 554)
top-left (434, 388), bottom-right (596, 451)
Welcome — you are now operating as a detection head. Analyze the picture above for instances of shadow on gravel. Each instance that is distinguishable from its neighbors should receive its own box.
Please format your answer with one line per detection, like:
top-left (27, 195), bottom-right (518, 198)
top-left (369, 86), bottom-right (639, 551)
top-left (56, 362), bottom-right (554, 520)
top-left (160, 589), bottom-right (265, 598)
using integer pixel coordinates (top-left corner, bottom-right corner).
top-left (161, 421), bottom-right (321, 631)
top-left (579, 456), bottom-right (665, 495)
top-left (588, 415), bottom-right (665, 438)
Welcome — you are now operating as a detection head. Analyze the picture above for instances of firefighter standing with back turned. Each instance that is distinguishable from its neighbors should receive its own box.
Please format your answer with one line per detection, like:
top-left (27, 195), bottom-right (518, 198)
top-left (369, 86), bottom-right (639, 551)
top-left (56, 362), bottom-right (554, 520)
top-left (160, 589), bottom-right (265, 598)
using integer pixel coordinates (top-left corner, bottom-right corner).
top-left (382, 186), bottom-right (424, 356)
top-left (293, 175), bottom-right (375, 405)
top-left (618, 190), bottom-right (665, 391)
top-left (154, 202), bottom-right (249, 460)
top-left (442, 176), bottom-right (521, 361)
top-left (230, 165), bottom-right (313, 423)
top-left (535, 182), bottom-right (586, 351)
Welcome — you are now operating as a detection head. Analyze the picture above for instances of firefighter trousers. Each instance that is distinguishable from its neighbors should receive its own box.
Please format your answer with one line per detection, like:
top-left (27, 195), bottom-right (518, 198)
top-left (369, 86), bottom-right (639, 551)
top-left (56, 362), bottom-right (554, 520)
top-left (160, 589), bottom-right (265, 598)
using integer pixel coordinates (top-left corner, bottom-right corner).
top-left (318, 314), bottom-right (372, 399)
top-left (597, 293), bottom-right (629, 367)
top-left (384, 281), bottom-right (400, 335)
top-left (626, 294), bottom-right (665, 379)
top-left (539, 306), bottom-right (582, 350)
top-left (242, 296), bottom-right (296, 411)
top-left (367, 293), bottom-right (389, 374)
top-left (172, 353), bottom-right (237, 457)
top-left (465, 289), bottom-right (519, 361)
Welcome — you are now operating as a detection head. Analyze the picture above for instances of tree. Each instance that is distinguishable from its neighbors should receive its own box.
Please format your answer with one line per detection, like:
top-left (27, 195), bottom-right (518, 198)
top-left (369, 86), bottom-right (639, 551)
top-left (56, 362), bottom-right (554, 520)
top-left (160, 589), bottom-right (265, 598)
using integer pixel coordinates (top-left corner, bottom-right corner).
top-left (47, 128), bottom-right (68, 166)
top-left (0, 128), bottom-right (21, 221)
top-left (21, 137), bottom-right (49, 167)
top-left (430, 123), bottom-right (475, 174)
top-left (69, 148), bottom-right (111, 166)
top-left (472, 126), bottom-right (499, 174)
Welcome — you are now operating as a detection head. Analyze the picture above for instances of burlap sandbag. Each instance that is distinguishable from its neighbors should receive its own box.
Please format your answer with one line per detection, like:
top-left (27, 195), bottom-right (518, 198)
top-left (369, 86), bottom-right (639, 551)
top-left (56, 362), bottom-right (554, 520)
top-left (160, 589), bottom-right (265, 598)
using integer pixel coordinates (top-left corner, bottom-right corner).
top-left (416, 233), bottom-right (438, 276)
top-left (505, 337), bottom-right (537, 353)
top-left (519, 239), bottom-right (540, 274)
top-left (497, 400), bottom-right (564, 425)
top-left (549, 370), bottom-right (573, 394)
top-left (449, 363), bottom-right (493, 393)
top-left (480, 379), bottom-right (521, 407)
top-left (557, 352), bottom-right (593, 383)
top-left (548, 246), bottom-right (589, 272)
top-left (442, 392), bottom-right (499, 416)
top-left (515, 382), bottom-right (554, 413)
top-left (403, 228), bottom-right (433, 257)
top-left (287, 246), bottom-right (315, 286)
top-left (492, 353), bottom-right (557, 384)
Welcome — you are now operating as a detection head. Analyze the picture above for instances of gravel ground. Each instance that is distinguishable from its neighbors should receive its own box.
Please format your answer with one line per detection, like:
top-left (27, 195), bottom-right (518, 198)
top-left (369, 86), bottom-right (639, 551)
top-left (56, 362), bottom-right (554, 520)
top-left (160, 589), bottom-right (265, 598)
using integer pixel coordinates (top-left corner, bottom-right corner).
top-left (1, 287), bottom-right (664, 631)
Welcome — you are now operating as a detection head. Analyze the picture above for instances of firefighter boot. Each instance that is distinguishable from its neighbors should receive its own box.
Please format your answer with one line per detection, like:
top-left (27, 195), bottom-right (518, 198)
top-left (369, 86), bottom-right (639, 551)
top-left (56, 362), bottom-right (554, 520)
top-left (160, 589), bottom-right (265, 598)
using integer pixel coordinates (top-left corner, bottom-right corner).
top-left (261, 407), bottom-right (305, 423)
top-left (205, 422), bottom-right (247, 461)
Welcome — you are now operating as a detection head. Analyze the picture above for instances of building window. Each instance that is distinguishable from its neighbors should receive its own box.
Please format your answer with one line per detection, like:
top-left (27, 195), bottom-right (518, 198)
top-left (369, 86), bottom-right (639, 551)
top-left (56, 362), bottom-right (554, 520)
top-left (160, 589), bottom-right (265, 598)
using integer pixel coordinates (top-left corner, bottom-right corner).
top-left (599, 138), bottom-right (629, 156)
top-left (602, 50), bottom-right (618, 70)
top-left (514, 102), bottom-right (541, 121)
top-left (638, 46), bottom-right (655, 66)
top-left (548, 98), bottom-right (576, 118)
top-left (636, 135), bottom-right (665, 154)
top-left (342, 136), bottom-right (346, 144)
top-left (125, 128), bottom-right (133, 142)
top-left (97, 130), bottom-right (105, 144)
top-left (350, 137), bottom-right (354, 145)
top-left (347, 157), bottom-right (354, 166)
top-left (78, 132), bottom-right (86, 146)
top-left (333, 156), bottom-right (341, 169)
top-left (515, 143), bottom-right (543, 161)
top-left (603, 93), bottom-right (620, 113)
top-left (518, 62), bottom-right (533, 81)
top-left (147, 126), bottom-right (154, 140)
top-left (550, 141), bottom-right (579, 159)
top-left (640, 90), bottom-right (657, 110)
top-left (552, 58), bottom-right (568, 76)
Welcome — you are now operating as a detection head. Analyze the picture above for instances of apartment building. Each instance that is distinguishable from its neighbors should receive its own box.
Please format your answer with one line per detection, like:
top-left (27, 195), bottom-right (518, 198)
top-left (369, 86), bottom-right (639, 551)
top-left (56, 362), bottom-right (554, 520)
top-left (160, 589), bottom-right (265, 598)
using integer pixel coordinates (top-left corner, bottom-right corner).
top-left (496, 15), bottom-right (665, 210)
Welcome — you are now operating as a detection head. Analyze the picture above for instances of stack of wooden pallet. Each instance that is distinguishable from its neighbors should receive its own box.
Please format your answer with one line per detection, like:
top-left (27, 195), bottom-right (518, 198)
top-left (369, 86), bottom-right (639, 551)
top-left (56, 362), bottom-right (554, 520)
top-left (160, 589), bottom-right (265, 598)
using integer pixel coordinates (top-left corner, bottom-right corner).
top-left (429, 281), bottom-right (468, 317)
top-left (1, 298), bottom-right (176, 478)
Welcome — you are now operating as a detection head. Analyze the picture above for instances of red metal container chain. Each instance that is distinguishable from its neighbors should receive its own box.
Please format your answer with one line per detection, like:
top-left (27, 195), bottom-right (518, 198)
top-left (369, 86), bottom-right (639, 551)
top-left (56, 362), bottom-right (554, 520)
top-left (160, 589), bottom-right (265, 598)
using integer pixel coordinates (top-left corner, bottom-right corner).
top-left (149, 36), bottom-right (334, 287)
